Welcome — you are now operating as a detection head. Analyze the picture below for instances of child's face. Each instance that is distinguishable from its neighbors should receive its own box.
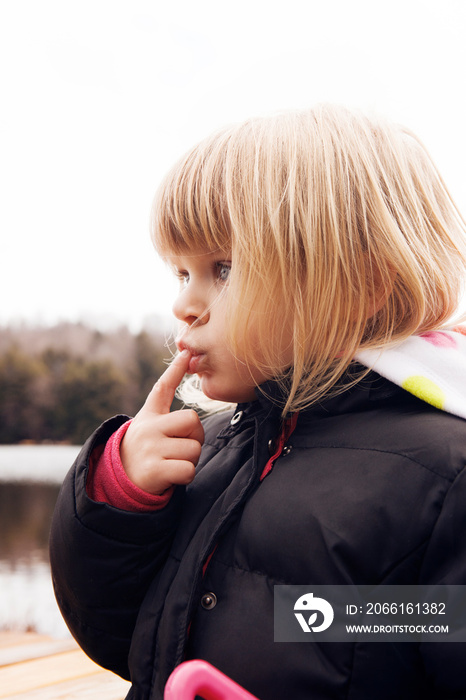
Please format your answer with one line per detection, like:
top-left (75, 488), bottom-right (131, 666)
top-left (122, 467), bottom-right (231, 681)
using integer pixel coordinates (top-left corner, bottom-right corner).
top-left (168, 248), bottom-right (289, 403)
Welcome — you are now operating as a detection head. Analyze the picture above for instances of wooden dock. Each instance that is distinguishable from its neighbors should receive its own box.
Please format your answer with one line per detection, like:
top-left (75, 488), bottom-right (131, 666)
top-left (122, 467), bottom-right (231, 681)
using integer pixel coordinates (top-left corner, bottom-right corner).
top-left (0, 632), bottom-right (131, 699)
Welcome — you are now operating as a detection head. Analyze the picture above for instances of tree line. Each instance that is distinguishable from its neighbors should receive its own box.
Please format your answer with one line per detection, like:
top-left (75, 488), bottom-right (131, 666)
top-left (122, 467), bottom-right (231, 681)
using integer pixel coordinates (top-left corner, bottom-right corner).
top-left (0, 322), bottom-right (177, 444)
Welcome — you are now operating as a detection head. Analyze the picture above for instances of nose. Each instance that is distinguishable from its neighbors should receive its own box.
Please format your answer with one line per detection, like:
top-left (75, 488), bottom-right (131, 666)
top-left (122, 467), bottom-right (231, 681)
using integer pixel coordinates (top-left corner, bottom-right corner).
top-left (172, 285), bottom-right (210, 327)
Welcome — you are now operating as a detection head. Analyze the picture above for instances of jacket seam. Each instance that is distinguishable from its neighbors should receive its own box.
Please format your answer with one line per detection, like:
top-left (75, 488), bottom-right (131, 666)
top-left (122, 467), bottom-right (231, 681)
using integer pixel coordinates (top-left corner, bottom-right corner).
top-left (211, 536), bottom-right (431, 587)
top-left (202, 438), bottom-right (249, 450)
top-left (288, 444), bottom-right (458, 483)
top-left (418, 461), bottom-right (466, 577)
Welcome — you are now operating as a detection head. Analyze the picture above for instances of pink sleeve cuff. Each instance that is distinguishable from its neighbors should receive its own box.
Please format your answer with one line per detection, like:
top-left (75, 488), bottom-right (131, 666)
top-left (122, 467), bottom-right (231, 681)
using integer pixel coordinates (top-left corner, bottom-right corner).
top-left (86, 420), bottom-right (174, 512)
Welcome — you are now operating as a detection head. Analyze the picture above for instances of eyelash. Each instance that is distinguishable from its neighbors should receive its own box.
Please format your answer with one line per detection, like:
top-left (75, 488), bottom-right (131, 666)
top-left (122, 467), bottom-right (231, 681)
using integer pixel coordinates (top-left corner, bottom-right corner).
top-left (175, 270), bottom-right (189, 285)
top-left (216, 262), bottom-right (231, 282)
top-left (175, 262), bottom-right (231, 286)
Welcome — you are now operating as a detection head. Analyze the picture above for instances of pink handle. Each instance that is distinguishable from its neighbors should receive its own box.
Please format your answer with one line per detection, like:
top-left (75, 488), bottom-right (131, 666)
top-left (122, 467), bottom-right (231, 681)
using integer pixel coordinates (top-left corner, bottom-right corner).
top-left (163, 660), bottom-right (260, 700)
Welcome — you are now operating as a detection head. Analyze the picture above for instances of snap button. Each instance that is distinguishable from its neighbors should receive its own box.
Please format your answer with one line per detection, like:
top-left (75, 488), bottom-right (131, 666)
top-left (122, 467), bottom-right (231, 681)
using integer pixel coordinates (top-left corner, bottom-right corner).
top-left (201, 592), bottom-right (217, 610)
top-left (282, 445), bottom-right (293, 456)
top-left (230, 411), bottom-right (243, 426)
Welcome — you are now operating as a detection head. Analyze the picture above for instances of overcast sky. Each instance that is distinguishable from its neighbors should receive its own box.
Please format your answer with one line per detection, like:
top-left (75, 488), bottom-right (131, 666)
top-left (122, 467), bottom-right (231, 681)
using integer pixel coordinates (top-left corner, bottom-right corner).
top-left (1, 0), bottom-right (466, 331)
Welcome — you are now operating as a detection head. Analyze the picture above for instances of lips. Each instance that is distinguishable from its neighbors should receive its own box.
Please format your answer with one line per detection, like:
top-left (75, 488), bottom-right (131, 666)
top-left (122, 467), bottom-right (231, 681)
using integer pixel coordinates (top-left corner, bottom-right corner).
top-left (187, 352), bottom-right (206, 375)
top-left (176, 337), bottom-right (207, 375)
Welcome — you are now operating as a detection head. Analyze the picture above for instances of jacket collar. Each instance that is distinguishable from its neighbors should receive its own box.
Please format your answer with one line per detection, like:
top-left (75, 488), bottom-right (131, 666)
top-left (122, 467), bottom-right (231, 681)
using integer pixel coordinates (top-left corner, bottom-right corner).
top-left (220, 365), bottom-right (399, 432)
top-left (217, 355), bottom-right (433, 441)
top-left (254, 325), bottom-right (466, 422)
top-left (356, 327), bottom-right (466, 420)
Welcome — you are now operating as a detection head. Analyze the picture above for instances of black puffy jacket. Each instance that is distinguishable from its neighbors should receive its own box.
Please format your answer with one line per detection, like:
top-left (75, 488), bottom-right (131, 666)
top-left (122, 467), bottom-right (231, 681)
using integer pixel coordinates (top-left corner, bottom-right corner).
top-left (50, 371), bottom-right (466, 699)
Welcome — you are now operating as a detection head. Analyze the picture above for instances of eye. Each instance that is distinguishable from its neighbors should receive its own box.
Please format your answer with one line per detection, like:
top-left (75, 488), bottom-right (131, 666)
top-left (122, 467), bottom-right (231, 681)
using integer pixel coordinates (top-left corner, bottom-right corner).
top-left (174, 269), bottom-right (190, 287)
top-left (216, 262), bottom-right (231, 283)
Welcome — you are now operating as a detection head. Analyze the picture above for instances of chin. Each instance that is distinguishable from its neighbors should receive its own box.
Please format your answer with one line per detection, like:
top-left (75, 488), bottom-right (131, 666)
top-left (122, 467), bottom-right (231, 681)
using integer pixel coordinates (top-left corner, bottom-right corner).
top-left (200, 378), bottom-right (256, 404)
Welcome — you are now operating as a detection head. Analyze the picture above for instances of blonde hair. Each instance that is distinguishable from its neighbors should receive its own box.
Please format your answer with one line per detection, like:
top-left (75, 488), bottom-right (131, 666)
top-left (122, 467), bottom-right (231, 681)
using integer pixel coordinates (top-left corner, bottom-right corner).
top-left (152, 104), bottom-right (466, 415)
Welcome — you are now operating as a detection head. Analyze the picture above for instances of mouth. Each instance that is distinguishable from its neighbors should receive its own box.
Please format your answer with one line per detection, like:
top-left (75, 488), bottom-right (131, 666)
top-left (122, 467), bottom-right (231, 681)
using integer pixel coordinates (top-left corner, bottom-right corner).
top-left (186, 353), bottom-right (206, 375)
top-left (176, 338), bottom-right (207, 375)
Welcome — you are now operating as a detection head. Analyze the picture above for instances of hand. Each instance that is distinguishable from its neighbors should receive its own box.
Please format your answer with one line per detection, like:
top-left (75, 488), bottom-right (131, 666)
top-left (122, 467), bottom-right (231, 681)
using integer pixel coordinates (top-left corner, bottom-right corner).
top-left (120, 349), bottom-right (204, 494)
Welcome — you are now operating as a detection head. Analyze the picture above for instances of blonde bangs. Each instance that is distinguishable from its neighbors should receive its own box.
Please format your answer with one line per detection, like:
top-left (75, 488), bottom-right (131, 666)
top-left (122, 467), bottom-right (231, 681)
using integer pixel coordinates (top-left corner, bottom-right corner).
top-left (150, 104), bottom-right (466, 416)
top-left (151, 130), bottom-right (233, 256)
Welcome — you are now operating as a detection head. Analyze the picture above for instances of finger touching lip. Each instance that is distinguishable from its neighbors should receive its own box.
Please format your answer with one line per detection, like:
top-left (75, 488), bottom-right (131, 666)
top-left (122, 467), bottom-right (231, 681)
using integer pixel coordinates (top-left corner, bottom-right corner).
top-left (176, 337), bottom-right (200, 357)
top-left (175, 338), bottom-right (206, 374)
top-left (187, 352), bottom-right (206, 374)
top-left (175, 335), bottom-right (190, 354)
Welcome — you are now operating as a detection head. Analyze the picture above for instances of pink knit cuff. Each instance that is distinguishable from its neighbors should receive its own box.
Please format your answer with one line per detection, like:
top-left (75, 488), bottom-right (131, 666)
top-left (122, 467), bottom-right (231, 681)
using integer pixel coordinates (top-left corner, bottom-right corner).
top-left (86, 420), bottom-right (174, 512)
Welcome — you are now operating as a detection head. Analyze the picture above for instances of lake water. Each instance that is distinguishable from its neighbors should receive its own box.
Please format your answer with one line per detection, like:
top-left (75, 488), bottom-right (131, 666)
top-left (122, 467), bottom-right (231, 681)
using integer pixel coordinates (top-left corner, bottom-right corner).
top-left (0, 444), bottom-right (82, 484)
top-left (0, 444), bottom-right (82, 638)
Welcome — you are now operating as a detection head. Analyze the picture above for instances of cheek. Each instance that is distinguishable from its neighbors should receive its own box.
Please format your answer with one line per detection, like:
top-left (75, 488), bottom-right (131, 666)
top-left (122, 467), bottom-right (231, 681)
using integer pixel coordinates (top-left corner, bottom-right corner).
top-left (234, 321), bottom-right (294, 377)
top-left (214, 299), bottom-right (294, 389)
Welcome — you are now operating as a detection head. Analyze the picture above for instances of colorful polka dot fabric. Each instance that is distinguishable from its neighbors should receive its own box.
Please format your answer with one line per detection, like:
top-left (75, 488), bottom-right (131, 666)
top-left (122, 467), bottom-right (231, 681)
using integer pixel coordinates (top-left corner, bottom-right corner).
top-left (355, 326), bottom-right (466, 420)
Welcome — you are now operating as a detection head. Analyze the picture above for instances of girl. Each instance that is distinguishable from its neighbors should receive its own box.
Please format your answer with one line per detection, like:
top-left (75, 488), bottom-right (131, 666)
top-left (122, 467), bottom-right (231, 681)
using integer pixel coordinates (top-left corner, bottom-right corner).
top-left (50, 104), bottom-right (466, 699)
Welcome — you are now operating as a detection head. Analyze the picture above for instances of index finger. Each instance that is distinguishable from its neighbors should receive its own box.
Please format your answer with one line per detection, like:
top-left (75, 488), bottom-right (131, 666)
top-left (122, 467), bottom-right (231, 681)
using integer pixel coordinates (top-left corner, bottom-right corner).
top-left (144, 349), bottom-right (191, 415)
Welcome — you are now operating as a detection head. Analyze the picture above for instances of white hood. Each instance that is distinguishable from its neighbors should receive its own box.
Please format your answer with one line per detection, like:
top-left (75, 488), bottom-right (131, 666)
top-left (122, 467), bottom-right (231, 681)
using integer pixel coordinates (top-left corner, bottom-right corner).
top-left (355, 327), bottom-right (466, 421)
